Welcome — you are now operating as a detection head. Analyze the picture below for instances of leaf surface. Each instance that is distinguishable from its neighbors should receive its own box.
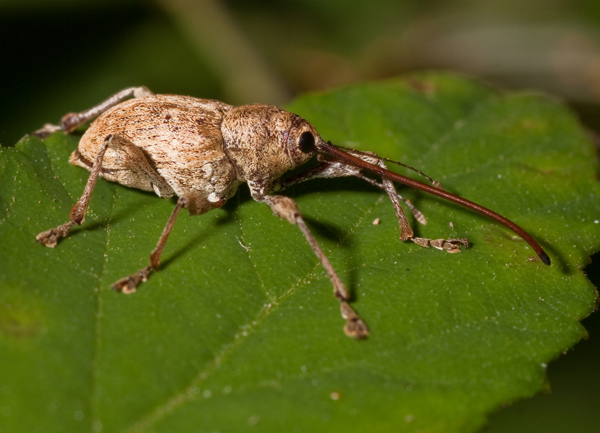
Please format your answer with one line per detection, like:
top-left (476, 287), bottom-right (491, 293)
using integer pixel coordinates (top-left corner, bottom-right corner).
top-left (1, 73), bottom-right (598, 433)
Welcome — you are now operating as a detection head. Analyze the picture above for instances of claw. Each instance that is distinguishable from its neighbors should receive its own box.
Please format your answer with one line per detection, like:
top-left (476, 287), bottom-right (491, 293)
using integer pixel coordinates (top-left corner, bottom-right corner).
top-left (112, 267), bottom-right (152, 294)
top-left (341, 301), bottom-right (369, 339)
top-left (36, 221), bottom-right (75, 248)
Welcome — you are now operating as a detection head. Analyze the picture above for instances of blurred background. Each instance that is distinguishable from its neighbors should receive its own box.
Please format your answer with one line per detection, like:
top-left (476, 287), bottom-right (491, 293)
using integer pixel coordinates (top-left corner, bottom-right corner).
top-left (1, 0), bottom-right (598, 431)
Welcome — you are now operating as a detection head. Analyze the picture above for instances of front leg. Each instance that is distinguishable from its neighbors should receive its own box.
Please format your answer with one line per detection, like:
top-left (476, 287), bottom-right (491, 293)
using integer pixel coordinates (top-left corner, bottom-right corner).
top-left (277, 155), bottom-right (468, 253)
top-left (374, 159), bottom-right (468, 253)
top-left (276, 159), bottom-right (427, 227)
top-left (248, 180), bottom-right (368, 339)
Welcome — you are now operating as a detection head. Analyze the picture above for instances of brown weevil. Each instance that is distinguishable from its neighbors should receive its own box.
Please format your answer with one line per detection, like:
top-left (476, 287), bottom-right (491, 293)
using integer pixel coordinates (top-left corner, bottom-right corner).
top-left (34, 86), bottom-right (551, 339)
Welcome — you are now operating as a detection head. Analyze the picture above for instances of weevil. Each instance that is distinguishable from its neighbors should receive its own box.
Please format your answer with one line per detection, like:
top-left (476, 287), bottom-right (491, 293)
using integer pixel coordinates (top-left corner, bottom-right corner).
top-left (34, 86), bottom-right (551, 339)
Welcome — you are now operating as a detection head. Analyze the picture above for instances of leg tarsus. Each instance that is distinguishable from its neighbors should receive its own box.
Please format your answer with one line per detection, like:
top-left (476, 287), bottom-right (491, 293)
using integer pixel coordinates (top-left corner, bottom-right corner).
top-left (412, 237), bottom-right (469, 253)
top-left (341, 301), bottom-right (369, 339)
top-left (36, 221), bottom-right (76, 248)
top-left (113, 266), bottom-right (153, 294)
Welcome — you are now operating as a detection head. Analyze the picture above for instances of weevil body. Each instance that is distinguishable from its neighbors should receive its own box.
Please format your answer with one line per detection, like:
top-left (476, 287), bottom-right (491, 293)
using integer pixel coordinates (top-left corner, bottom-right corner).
top-left (74, 95), bottom-right (238, 215)
top-left (71, 94), bottom-right (316, 215)
top-left (34, 86), bottom-right (550, 340)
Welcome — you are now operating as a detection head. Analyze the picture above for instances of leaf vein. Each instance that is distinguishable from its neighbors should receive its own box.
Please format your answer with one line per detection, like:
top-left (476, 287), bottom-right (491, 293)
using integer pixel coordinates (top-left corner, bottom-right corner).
top-left (123, 192), bottom-right (386, 432)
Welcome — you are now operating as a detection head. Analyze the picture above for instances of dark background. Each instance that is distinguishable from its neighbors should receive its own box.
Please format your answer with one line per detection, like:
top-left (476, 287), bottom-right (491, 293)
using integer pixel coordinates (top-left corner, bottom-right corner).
top-left (1, 1), bottom-right (598, 431)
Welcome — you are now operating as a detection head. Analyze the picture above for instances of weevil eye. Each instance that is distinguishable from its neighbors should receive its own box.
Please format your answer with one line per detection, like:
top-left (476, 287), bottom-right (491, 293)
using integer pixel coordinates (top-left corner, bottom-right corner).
top-left (298, 131), bottom-right (315, 153)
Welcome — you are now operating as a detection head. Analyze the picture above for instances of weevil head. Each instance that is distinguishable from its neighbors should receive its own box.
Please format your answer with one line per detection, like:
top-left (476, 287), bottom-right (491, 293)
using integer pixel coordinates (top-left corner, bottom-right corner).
top-left (222, 104), bottom-right (320, 183)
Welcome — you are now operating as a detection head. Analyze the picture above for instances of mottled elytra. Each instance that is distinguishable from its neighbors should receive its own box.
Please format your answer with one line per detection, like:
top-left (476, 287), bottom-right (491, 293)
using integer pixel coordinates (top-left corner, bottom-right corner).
top-left (34, 86), bottom-right (551, 339)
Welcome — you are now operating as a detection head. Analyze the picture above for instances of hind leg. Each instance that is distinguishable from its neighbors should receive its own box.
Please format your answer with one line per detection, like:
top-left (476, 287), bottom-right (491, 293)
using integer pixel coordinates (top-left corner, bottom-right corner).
top-left (33, 86), bottom-right (153, 137)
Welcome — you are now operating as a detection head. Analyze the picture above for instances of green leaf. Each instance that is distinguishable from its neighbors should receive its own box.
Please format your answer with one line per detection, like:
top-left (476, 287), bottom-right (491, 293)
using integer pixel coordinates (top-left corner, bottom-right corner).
top-left (1, 72), bottom-right (598, 433)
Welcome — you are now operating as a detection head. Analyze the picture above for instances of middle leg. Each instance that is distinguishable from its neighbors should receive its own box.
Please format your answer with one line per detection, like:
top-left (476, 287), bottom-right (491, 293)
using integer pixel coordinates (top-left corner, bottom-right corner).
top-left (113, 196), bottom-right (188, 294)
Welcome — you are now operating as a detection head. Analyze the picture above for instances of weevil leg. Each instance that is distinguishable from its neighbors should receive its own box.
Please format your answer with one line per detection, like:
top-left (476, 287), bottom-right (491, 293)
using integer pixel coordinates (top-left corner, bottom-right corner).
top-left (249, 180), bottom-right (368, 339)
top-left (277, 161), bottom-right (427, 224)
top-left (36, 134), bottom-right (114, 247)
top-left (278, 156), bottom-right (468, 253)
top-left (277, 159), bottom-right (417, 239)
top-left (380, 171), bottom-right (414, 240)
top-left (350, 173), bottom-right (428, 225)
top-left (342, 168), bottom-right (467, 250)
top-left (33, 86), bottom-right (153, 137)
top-left (112, 196), bottom-right (187, 294)
top-left (374, 160), bottom-right (468, 252)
